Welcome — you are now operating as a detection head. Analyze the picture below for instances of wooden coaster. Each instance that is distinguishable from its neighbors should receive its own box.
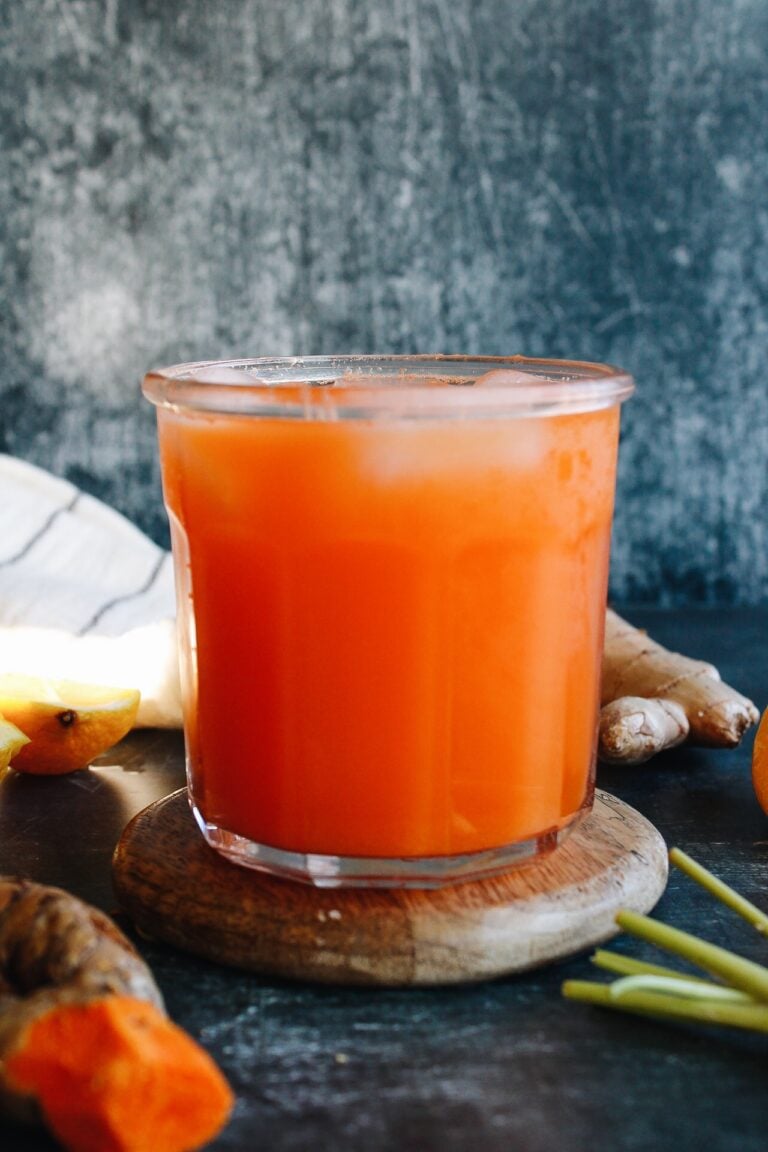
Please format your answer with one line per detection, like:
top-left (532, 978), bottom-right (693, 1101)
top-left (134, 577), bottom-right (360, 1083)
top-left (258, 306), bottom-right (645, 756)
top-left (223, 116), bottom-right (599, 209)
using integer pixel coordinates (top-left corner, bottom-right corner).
top-left (113, 789), bottom-right (667, 987)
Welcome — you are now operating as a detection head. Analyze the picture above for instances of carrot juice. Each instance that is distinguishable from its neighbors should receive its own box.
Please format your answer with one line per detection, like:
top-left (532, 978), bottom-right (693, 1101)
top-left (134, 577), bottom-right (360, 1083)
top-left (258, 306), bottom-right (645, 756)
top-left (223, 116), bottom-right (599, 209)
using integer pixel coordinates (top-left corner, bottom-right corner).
top-left (144, 356), bottom-right (633, 886)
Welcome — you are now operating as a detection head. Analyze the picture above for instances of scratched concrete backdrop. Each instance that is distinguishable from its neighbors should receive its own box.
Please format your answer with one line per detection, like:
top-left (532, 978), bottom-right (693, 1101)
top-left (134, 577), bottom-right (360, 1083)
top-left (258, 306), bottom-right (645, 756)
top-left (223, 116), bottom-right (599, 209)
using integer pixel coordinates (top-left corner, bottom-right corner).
top-left (1, 0), bottom-right (767, 603)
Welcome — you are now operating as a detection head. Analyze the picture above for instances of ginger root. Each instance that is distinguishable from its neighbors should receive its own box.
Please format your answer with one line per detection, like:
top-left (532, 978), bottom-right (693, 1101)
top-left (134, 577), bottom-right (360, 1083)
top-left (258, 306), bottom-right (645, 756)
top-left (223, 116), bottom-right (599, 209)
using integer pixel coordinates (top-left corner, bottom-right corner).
top-left (0, 878), bottom-right (233, 1151)
top-left (599, 609), bottom-right (760, 765)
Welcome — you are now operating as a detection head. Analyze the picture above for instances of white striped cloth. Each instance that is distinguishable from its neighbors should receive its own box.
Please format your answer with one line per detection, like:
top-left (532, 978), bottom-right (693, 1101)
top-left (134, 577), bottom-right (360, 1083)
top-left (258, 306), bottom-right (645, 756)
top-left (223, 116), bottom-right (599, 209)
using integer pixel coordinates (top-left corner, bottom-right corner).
top-left (0, 455), bottom-right (182, 728)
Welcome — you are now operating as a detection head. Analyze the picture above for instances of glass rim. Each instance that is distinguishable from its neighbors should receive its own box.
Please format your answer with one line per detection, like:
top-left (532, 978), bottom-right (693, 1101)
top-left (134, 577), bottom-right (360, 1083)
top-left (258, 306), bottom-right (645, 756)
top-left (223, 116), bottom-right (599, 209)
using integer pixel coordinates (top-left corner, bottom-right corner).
top-left (142, 354), bottom-right (634, 418)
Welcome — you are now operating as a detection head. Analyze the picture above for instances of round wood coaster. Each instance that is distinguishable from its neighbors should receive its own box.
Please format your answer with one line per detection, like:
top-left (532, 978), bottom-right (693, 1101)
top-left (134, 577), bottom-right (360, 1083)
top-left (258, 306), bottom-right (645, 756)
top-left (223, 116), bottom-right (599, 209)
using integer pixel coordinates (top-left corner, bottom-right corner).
top-left (112, 789), bottom-right (667, 987)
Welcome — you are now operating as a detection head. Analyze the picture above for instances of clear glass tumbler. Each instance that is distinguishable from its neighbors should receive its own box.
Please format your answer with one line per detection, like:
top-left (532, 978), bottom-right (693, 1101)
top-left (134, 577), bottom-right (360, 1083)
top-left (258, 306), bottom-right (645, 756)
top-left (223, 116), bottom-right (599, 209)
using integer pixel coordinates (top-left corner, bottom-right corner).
top-left (143, 355), bottom-right (633, 887)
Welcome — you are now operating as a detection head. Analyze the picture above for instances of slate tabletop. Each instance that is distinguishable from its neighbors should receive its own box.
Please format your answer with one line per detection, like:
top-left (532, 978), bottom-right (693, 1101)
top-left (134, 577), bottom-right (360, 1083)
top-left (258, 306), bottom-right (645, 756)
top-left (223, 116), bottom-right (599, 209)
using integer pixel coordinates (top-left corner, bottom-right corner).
top-left (1, 607), bottom-right (766, 1152)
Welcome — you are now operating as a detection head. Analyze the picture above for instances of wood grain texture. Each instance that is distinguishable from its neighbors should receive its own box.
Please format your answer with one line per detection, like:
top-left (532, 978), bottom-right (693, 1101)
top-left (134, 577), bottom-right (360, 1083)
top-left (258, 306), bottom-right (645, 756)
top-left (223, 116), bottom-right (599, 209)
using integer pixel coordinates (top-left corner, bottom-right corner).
top-left (112, 788), bottom-right (667, 986)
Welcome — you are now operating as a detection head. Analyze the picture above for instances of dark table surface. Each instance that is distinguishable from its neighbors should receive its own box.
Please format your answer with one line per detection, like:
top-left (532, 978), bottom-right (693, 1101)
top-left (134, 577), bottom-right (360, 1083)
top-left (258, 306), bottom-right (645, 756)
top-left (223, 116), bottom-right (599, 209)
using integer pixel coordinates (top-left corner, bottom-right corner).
top-left (1, 607), bottom-right (767, 1152)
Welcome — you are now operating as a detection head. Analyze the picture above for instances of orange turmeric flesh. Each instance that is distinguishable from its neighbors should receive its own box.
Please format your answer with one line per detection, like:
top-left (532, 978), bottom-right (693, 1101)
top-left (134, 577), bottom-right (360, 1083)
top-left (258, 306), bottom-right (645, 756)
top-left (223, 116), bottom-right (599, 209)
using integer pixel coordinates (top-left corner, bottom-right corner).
top-left (4, 996), bottom-right (234, 1152)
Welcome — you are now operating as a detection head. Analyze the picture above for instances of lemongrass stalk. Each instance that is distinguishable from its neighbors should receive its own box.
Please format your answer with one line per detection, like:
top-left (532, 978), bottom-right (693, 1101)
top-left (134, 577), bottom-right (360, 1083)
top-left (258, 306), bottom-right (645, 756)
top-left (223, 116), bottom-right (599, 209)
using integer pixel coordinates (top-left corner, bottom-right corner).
top-left (591, 949), bottom-right (710, 983)
top-left (670, 848), bottom-right (768, 936)
top-left (562, 980), bottom-right (768, 1034)
top-left (610, 975), bottom-right (754, 1005)
top-left (616, 909), bottom-right (768, 1002)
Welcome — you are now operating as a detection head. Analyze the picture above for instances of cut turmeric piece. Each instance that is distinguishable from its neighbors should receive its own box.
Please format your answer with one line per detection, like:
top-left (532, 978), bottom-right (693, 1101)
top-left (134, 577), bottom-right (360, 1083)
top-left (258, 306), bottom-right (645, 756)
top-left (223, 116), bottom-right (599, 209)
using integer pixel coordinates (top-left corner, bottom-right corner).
top-left (4, 997), bottom-right (234, 1152)
top-left (0, 878), bottom-right (233, 1151)
top-left (0, 675), bottom-right (140, 775)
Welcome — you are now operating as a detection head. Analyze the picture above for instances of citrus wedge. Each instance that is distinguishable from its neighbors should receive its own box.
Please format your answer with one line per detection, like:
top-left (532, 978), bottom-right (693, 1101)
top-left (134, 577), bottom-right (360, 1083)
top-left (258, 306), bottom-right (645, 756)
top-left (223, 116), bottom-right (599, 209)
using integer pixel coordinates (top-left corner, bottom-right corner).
top-left (0, 675), bottom-right (140, 776)
top-left (0, 716), bottom-right (31, 780)
top-left (752, 706), bottom-right (768, 816)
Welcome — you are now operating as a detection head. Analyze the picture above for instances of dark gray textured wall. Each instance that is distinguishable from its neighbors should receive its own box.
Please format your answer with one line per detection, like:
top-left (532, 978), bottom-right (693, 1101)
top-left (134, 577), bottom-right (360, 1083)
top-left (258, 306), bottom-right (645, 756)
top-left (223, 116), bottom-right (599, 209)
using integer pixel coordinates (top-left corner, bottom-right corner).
top-left (1, 0), bottom-right (767, 603)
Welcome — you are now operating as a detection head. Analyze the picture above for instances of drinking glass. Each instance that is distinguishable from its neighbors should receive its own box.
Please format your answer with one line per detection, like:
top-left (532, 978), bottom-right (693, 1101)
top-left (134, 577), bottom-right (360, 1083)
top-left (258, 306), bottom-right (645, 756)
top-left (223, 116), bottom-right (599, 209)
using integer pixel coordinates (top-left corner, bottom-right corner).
top-left (143, 355), bottom-right (633, 887)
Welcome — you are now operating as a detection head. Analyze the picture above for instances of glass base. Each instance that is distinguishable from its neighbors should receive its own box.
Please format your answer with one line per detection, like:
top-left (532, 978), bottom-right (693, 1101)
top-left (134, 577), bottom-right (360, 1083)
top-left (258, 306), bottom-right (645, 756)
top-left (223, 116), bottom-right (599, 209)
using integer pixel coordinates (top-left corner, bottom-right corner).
top-left (192, 802), bottom-right (587, 889)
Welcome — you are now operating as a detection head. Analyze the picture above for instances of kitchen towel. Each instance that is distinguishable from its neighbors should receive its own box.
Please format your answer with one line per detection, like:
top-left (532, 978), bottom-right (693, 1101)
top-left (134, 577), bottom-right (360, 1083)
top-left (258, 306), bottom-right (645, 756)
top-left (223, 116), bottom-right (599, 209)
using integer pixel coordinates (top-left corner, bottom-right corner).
top-left (0, 454), bottom-right (182, 727)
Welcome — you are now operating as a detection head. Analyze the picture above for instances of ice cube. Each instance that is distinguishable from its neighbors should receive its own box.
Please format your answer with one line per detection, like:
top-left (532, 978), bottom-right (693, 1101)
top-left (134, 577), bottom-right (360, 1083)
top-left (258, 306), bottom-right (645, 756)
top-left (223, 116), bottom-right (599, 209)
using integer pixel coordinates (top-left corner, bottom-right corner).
top-left (474, 369), bottom-right (553, 387)
top-left (186, 365), bottom-right (257, 384)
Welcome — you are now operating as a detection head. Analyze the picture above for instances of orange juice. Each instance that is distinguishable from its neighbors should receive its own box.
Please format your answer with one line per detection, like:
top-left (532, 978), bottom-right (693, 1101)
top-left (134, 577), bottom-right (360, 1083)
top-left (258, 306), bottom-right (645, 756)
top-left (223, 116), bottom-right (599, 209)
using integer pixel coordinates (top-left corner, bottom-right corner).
top-left (145, 356), bottom-right (633, 885)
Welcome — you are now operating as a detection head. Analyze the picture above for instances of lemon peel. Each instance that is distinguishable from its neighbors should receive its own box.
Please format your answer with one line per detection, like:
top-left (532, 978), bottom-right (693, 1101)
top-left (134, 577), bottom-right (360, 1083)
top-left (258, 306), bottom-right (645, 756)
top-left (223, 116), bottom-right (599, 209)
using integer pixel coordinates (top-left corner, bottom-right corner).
top-left (0, 675), bottom-right (140, 776)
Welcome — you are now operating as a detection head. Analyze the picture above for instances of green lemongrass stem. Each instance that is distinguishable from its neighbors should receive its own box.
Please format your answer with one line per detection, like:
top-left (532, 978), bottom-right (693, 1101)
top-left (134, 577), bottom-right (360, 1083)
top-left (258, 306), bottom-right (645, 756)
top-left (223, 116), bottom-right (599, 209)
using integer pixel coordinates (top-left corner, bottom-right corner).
top-left (610, 975), bottom-right (754, 1005)
top-left (562, 980), bottom-right (768, 1034)
top-left (616, 909), bottom-right (768, 1002)
top-left (591, 949), bottom-right (711, 984)
top-left (670, 848), bottom-right (768, 936)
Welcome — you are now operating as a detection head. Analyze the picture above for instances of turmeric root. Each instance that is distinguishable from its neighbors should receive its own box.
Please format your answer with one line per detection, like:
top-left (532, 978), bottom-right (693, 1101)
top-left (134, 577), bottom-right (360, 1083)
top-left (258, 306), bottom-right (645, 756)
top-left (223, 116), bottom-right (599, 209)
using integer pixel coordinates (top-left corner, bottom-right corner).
top-left (599, 609), bottom-right (760, 765)
top-left (0, 878), bottom-right (233, 1151)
